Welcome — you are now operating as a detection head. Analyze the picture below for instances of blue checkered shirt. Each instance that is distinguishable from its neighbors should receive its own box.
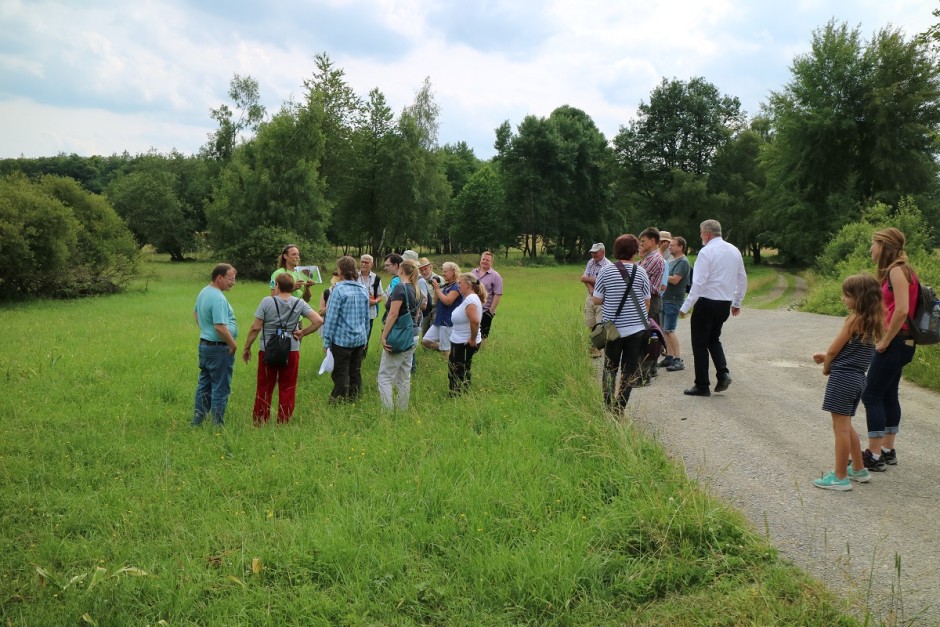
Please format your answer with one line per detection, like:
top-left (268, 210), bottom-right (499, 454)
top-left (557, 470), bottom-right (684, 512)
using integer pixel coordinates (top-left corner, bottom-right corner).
top-left (321, 280), bottom-right (370, 349)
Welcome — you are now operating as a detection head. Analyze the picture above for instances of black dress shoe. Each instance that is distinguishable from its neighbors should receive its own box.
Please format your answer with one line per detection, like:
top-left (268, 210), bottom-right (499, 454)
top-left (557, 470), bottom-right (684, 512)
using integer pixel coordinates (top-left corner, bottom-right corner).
top-left (683, 386), bottom-right (711, 397)
top-left (714, 375), bottom-right (732, 393)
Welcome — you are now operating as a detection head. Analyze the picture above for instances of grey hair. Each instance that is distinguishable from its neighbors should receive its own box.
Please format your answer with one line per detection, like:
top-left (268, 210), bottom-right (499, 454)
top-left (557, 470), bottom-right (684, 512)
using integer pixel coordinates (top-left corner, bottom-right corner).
top-left (700, 219), bottom-right (722, 237)
top-left (441, 261), bottom-right (461, 276)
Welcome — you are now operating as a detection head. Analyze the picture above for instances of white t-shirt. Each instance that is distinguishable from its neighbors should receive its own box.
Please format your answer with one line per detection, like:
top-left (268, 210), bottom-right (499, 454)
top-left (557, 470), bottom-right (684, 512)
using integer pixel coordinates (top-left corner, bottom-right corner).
top-left (450, 293), bottom-right (483, 344)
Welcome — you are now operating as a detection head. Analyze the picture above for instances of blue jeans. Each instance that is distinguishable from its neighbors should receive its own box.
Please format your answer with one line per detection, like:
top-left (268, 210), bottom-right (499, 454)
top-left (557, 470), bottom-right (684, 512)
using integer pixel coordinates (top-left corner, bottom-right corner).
top-left (193, 343), bottom-right (235, 426)
top-left (862, 335), bottom-right (915, 438)
top-left (662, 301), bottom-right (680, 332)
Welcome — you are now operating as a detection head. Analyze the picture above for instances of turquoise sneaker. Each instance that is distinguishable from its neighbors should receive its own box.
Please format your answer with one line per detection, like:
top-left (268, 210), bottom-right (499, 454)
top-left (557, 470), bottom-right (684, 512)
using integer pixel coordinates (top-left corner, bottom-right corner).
top-left (814, 471), bottom-right (852, 491)
top-left (846, 466), bottom-right (871, 483)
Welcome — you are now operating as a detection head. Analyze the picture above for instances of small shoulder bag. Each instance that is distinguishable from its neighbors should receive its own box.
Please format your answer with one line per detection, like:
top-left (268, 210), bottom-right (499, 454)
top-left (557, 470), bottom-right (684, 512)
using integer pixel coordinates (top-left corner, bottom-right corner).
top-left (386, 285), bottom-right (417, 353)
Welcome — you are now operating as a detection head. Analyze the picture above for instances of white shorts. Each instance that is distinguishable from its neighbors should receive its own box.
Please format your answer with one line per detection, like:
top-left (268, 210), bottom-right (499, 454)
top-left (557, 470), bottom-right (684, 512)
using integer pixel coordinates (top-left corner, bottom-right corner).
top-left (423, 325), bottom-right (452, 351)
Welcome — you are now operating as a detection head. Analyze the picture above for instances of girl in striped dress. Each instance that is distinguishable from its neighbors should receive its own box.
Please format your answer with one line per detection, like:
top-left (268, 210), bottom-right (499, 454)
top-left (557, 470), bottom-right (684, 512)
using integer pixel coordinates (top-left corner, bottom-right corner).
top-left (812, 274), bottom-right (884, 491)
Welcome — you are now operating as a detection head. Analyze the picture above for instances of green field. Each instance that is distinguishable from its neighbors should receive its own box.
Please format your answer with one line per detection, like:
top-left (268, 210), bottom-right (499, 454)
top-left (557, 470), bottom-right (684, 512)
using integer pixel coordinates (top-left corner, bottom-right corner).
top-left (0, 259), bottom-right (855, 624)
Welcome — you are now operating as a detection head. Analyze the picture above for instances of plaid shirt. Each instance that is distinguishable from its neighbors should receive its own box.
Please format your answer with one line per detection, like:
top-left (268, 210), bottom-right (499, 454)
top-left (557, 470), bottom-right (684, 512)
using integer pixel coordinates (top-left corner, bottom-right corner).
top-left (639, 250), bottom-right (666, 296)
top-left (321, 280), bottom-right (369, 349)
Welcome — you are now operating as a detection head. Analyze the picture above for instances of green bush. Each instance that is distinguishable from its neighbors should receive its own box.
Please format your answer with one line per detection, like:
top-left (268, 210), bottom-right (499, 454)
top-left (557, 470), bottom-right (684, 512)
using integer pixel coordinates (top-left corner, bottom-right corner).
top-left (815, 198), bottom-right (934, 280)
top-left (0, 173), bottom-right (140, 300)
top-left (214, 225), bottom-right (330, 281)
top-left (0, 173), bottom-right (78, 298)
top-left (41, 176), bottom-right (140, 297)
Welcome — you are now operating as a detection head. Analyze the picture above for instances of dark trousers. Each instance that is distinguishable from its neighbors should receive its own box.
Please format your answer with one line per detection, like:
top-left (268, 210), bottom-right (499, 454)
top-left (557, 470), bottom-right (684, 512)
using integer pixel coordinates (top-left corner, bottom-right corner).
top-left (448, 342), bottom-right (478, 395)
top-left (330, 344), bottom-right (366, 401)
top-left (480, 310), bottom-right (494, 338)
top-left (862, 335), bottom-right (915, 437)
top-left (690, 298), bottom-right (731, 389)
top-left (603, 331), bottom-right (645, 410)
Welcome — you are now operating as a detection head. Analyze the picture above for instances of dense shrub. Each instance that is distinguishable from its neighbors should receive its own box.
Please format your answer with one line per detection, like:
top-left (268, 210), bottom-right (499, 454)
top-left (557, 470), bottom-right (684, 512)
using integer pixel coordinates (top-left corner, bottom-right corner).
top-left (41, 176), bottom-right (140, 296)
top-left (814, 198), bottom-right (935, 280)
top-left (214, 225), bottom-right (330, 281)
top-left (0, 173), bottom-right (139, 299)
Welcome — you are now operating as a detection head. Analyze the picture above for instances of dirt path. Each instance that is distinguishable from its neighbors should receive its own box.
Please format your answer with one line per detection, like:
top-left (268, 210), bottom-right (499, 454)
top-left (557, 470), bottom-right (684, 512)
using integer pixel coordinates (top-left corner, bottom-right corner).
top-left (621, 308), bottom-right (940, 623)
top-left (748, 267), bottom-right (809, 310)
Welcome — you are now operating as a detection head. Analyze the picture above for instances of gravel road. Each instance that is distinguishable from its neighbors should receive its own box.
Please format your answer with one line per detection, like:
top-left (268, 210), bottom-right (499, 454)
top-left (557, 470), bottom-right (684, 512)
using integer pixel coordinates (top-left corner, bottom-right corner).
top-left (618, 307), bottom-right (940, 624)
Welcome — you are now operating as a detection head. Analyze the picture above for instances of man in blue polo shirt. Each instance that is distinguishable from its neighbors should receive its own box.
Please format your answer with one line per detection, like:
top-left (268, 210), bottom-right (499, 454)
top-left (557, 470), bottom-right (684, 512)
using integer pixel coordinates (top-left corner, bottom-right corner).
top-left (193, 263), bottom-right (238, 427)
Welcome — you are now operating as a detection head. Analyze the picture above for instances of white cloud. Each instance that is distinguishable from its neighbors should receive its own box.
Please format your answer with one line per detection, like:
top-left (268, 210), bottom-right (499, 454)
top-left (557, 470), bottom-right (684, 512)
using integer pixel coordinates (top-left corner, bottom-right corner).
top-left (0, 98), bottom-right (212, 157)
top-left (0, 0), bottom-right (935, 159)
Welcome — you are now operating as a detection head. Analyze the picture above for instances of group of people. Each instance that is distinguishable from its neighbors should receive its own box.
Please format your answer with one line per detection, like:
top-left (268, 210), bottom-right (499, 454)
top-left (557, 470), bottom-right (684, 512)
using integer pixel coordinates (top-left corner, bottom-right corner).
top-left (585, 221), bottom-right (923, 494)
top-left (191, 246), bottom-right (504, 427)
top-left (586, 219), bottom-right (746, 412)
top-left (812, 227), bottom-right (920, 491)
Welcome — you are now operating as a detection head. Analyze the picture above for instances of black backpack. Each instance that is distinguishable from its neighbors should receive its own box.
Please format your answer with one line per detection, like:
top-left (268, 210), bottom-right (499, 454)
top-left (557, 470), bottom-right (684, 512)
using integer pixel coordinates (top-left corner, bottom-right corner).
top-left (908, 279), bottom-right (940, 345)
top-left (264, 297), bottom-right (300, 367)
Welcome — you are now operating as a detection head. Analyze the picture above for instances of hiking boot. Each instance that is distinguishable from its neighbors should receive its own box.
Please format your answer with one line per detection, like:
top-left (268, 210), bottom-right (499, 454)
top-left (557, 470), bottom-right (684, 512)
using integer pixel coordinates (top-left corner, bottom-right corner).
top-left (881, 448), bottom-right (897, 465)
top-left (862, 449), bottom-right (887, 472)
top-left (814, 471), bottom-right (852, 491)
top-left (658, 355), bottom-right (675, 368)
top-left (666, 358), bottom-right (685, 371)
top-left (846, 466), bottom-right (871, 483)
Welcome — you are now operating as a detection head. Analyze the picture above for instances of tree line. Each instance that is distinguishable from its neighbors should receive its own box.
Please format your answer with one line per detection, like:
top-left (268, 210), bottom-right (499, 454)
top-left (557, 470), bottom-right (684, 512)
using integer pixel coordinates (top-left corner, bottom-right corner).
top-left (2, 19), bottom-right (938, 295)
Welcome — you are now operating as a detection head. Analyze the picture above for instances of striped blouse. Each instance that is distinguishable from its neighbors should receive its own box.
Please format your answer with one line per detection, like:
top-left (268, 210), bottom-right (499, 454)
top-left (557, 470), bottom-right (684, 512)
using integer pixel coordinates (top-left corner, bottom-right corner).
top-left (593, 262), bottom-right (651, 337)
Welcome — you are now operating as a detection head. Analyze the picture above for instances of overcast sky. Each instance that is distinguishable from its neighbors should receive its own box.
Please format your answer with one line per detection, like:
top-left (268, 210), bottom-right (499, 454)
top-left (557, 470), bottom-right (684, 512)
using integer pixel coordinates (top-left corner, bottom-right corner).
top-left (0, 0), bottom-right (933, 161)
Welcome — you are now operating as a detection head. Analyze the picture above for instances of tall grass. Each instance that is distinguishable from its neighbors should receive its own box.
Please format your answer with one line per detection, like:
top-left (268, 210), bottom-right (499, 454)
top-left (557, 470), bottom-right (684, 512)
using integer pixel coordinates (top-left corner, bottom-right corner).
top-left (0, 259), bottom-right (854, 624)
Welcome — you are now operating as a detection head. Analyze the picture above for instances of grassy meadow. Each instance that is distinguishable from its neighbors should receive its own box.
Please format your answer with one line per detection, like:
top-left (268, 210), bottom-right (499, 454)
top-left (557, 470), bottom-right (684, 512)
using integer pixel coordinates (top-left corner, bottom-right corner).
top-left (0, 258), bottom-right (855, 625)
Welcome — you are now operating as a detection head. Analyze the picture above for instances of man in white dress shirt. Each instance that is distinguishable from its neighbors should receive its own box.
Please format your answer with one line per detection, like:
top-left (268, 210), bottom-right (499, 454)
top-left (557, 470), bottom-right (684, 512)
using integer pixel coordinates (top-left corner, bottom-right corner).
top-left (679, 219), bottom-right (747, 397)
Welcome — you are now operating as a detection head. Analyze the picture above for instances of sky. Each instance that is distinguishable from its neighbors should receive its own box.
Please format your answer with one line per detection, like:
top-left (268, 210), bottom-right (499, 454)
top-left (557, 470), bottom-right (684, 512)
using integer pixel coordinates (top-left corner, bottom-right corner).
top-left (0, 0), bottom-right (934, 161)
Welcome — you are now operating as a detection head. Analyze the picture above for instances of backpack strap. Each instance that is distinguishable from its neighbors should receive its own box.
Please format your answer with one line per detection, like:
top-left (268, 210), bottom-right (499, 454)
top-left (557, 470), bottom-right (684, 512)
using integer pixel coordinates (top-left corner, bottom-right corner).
top-left (271, 296), bottom-right (300, 331)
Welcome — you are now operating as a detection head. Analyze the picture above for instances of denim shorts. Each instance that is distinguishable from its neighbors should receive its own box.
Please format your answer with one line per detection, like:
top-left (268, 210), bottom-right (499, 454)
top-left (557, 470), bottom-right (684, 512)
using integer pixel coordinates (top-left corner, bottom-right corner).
top-left (662, 301), bottom-right (680, 332)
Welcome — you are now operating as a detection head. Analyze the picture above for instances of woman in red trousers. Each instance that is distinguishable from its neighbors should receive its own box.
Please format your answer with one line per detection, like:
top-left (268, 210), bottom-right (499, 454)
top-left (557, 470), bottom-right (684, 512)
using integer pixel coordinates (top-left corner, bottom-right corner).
top-left (242, 273), bottom-right (323, 424)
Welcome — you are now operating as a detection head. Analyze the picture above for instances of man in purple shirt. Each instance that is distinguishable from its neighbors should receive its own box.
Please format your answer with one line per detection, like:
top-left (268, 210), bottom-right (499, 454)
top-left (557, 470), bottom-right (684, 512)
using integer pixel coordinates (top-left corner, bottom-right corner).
top-left (471, 251), bottom-right (503, 342)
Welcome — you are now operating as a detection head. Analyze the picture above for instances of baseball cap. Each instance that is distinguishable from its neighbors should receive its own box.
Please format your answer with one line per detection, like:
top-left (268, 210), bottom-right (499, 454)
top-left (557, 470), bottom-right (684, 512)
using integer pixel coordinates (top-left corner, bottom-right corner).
top-left (658, 231), bottom-right (672, 242)
top-left (589, 243), bottom-right (605, 253)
